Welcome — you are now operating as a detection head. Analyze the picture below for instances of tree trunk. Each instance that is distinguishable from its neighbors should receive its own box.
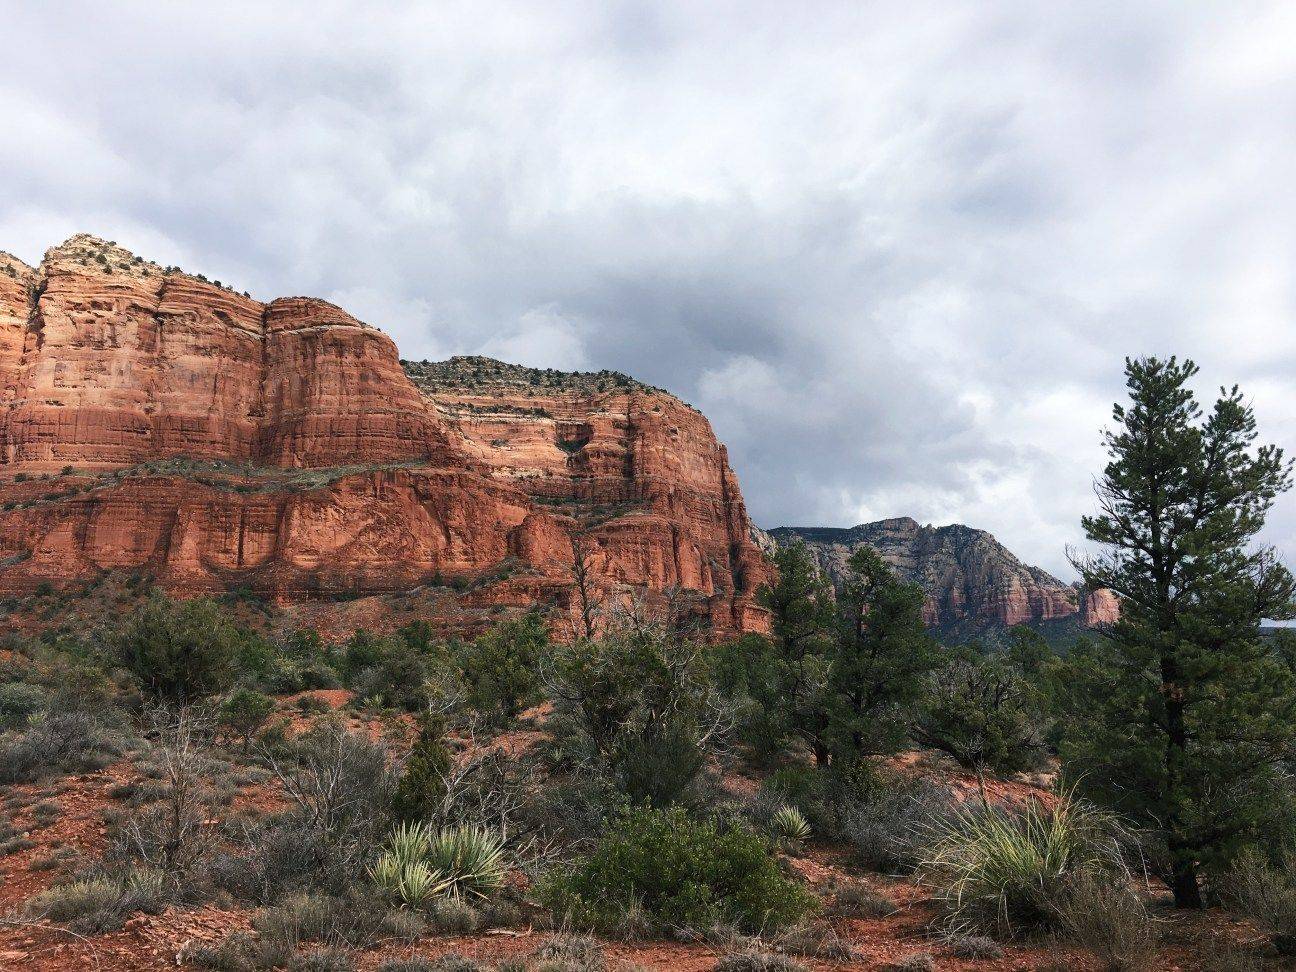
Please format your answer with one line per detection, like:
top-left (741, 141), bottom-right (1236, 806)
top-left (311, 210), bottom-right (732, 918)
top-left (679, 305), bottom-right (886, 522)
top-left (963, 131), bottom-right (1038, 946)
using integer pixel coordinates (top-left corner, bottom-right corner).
top-left (1162, 653), bottom-right (1203, 908)
top-left (1170, 855), bottom-right (1203, 908)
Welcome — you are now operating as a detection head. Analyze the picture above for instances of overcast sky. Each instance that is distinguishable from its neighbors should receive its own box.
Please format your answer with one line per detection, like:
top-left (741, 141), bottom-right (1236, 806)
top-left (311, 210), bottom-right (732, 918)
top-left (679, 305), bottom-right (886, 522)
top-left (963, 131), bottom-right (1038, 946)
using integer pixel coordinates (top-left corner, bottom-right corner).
top-left (3, 1), bottom-right (1294, 578)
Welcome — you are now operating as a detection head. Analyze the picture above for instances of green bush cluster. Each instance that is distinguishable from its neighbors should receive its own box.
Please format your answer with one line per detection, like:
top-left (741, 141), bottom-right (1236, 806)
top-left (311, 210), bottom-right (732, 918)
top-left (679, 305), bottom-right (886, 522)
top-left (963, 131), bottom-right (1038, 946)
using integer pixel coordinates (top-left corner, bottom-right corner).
top-left (540, 805), bottom-right (815, 933)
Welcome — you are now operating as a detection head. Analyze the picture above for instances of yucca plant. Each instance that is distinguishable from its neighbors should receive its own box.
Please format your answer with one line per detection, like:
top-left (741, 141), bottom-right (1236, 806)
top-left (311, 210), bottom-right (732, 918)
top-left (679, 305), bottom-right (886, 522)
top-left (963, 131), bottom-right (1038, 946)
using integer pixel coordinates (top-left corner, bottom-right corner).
top-left (918, 792), bottom-right (1130, 939)
top-left (387, 820), bottom-right (434, 863)
top-left (770, 804), bottom-right (811, 849)
top-left (372, 823), bottom-right (506, 907)
top-left (424, 825), bottom-right (507, 900)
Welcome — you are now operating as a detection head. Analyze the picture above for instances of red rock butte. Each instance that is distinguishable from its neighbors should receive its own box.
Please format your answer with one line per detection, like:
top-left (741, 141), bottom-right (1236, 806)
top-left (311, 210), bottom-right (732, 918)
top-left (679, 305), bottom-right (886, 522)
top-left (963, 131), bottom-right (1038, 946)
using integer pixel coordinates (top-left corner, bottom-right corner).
top-left (0, 235), bottom-right (772, 637)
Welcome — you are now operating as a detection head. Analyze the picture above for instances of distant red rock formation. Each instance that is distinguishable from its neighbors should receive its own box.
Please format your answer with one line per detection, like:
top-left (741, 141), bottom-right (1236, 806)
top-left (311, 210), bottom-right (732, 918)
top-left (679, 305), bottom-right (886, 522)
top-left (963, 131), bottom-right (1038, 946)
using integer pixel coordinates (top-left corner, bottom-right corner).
top-left (0, 236), bottom-right (770, 637)
top-left (765, 517), bottom-right (1117, 635)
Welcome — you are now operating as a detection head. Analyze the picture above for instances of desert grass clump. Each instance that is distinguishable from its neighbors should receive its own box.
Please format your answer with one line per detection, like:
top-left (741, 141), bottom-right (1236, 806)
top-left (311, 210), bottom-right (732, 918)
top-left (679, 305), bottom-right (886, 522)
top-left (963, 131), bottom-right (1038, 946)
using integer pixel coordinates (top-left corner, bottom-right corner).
top-left (941, 933), bottom-right (1004, 959)
top-left (427, 895), bottom-right (482, 934)
top-left (918, 792), bottom-right (1130, 939)
top-left (711, 953), bottom-right (807, 972)
top-left (774, 922), bottom-right (857, 961)
top-left (882, 955), bottom-right (935, 972)
top-left (1056, 871), bottom-right (1158, 971)
top-left (425, 956), bottom-right (484, 972)
top-left (1220, 851), bottom-right (1296, 956)
top-left (26, 867), bottom-right (167, 932)
top-left (827, 880), bottom-right (894, 918)
top-left (528, 933), bottom-right (607, 972)
top-left (769, 805), bottom-right (810, 850)
top-left (380, 907), bottom-right (428, 943)
top-left (182, 930), bottom-right (292, 971)
top-left (1199, 940), bottom-right (1270, 972)
top-left (376, 960), bottom-right (437, 972)
top-left (251, 891), bottom-right (392, 952)
top-left (288, 949), bottom-right (356, 972)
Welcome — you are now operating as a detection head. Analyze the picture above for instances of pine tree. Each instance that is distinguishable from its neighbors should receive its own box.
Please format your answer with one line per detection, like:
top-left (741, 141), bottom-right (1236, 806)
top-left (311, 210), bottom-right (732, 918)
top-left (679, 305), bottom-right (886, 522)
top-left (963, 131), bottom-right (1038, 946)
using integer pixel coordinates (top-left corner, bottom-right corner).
top-left (1067, 356), bottom-right (1296, 907)
top-left (827, 546), bottom-right (938, 763)
top-left (755, 542), bottom-right (837, 763)
top-left (392, 714), bottom-right (452, 822)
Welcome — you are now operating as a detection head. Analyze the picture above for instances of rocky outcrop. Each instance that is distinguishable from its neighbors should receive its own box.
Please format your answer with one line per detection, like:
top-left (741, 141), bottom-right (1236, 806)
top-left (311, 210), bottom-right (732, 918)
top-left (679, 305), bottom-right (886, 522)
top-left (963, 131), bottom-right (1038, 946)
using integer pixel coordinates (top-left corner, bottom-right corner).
top-left (0, 235), bottom-right (770, 637)
top-left (767, 518), bottom-right (1114, 634)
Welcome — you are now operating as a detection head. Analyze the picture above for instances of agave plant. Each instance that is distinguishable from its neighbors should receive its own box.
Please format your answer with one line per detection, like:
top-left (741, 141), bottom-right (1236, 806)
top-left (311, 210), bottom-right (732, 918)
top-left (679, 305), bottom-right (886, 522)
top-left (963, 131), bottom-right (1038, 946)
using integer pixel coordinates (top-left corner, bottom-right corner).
top-left (770, 804), bottom-right (811, 848)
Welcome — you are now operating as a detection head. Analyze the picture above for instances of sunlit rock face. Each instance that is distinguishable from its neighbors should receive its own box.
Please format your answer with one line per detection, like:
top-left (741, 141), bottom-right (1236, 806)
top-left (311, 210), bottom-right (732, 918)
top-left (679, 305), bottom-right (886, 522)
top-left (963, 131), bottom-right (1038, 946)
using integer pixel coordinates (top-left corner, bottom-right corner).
top-left (0, 236), bottom-right (770, 638)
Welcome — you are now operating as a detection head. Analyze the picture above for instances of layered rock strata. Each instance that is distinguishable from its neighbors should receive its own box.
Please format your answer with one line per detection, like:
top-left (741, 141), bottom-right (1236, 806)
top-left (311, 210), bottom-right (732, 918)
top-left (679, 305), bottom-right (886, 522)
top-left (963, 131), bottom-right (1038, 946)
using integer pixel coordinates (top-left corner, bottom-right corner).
top-left (766, 518), bottom-right (1117, 632)
top-left (0, 236), bottom-right (770, 636)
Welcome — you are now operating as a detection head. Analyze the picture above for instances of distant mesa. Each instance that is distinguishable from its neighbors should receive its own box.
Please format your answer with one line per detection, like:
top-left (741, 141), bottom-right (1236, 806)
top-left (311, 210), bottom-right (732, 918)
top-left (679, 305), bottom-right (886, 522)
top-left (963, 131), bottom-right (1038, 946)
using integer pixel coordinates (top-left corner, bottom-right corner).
top-left (761, 517), bottom-right (1117, 642)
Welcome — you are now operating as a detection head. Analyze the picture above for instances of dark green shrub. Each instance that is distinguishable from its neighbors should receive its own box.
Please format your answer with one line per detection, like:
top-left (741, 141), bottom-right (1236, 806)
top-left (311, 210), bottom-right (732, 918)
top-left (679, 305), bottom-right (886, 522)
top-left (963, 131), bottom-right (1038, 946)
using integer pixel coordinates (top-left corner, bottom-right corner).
top-left (218, 688), bottom-right (276, 751)
top-left (916, 651), bottom-right (1048, 776)
top-left (548, 616), bottom-right (724, 808)
top-left (112, 595), bottom-right (258, 701)
top-left (458, 612), bottom-right (549, 721)
top-left (269, 629), bottom-right (340, 693)
top-left (0, 681), bottom-right (47, 729)
top-left (539, 806), bottom-right (815, 932)
top-left (392, 715), bottom-right (452, 822)
top-left (343, 632), bottom-right (432, 712)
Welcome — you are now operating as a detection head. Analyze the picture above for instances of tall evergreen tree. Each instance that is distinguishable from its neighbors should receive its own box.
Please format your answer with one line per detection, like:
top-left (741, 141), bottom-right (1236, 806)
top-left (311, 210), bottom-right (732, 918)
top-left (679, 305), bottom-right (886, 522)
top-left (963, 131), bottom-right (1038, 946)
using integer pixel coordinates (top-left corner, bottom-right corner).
top-left (827, 546), bottom-right (938, 762)
top-left (1066, 356), bottom-right (1296, 907)
top-left (754, 542), bottom-right (837, 763)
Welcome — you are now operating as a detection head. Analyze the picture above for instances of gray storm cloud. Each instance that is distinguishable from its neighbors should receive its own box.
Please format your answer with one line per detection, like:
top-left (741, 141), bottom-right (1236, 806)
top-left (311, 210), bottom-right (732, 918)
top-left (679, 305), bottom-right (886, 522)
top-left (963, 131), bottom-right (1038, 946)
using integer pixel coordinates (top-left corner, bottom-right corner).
top-left (2, 0), bottom-right (1294, 578)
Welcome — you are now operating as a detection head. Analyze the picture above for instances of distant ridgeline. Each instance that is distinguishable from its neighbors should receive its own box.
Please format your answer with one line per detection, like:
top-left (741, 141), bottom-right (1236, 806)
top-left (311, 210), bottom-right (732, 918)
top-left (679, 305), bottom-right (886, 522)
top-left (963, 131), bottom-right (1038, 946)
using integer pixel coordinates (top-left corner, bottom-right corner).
top-left (758, 517), bottom-right (1117, 648)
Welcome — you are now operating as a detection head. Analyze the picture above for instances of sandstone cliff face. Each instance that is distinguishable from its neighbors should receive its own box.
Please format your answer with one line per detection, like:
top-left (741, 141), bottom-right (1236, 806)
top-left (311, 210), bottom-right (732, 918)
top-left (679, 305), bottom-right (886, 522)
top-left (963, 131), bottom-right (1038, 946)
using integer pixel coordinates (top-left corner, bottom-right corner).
top-left (768, 517), bottom-right (1114, 634)
top-left (0, 236), bottom-right (770, 637)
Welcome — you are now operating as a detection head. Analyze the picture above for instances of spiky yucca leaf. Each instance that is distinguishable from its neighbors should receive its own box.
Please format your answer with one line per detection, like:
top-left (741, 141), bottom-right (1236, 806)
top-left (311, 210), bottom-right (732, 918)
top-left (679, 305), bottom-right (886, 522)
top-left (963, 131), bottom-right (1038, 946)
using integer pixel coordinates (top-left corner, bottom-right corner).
top-left (370, 851), bottom-right (404, 893)
top-left (771, 804), bottom-right (811, 847)
top-left (398, 860), bottom-right (450, 907)
top-left (424, 825), bottom-right (507, 900)
top-left (919, 792), bottom-right (1130, 939)
top-left (387, 820), bottom-right (434, 865)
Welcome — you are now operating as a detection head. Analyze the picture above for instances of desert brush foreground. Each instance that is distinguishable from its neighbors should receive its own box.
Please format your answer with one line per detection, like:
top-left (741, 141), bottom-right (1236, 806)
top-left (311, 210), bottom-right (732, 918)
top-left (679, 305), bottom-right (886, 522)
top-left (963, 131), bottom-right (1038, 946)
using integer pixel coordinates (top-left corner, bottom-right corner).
top-left (1, 241), bottom-right (1294, 971)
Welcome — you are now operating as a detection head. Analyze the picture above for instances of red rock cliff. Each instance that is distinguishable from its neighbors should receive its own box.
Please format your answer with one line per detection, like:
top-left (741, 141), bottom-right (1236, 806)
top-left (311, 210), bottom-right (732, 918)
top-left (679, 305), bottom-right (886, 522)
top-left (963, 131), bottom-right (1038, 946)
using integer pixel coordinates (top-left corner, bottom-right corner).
top-left (767, 518), bottom-right (1114, 637)
top-left (0, 236), bottom-right (770, 637)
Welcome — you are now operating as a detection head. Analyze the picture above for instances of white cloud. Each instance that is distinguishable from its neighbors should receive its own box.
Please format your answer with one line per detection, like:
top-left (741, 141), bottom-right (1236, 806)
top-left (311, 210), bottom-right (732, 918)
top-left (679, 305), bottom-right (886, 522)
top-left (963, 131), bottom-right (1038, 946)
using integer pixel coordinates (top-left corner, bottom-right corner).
top-left (479, 307), bottom-right (591, 372)
top-left (2, 1), bottom-right (1294, 578)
